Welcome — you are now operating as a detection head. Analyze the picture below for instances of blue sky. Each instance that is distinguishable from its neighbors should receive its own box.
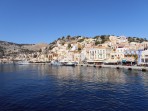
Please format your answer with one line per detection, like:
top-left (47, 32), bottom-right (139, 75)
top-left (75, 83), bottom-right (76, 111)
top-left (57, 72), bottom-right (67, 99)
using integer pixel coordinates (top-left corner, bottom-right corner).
top-left (0, 0), bottom-right (148, 44)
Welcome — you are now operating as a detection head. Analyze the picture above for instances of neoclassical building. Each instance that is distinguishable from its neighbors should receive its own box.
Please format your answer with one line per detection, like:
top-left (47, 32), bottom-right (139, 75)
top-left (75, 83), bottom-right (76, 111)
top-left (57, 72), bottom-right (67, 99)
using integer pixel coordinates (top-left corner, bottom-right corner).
top-left (87, 46), bottom-right (111, 64)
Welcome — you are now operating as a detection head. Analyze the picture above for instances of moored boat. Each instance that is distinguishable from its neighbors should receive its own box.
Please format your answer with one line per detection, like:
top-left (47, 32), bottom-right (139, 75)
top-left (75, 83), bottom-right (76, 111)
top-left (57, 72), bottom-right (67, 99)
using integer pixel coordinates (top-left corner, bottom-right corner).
top-left (51, 60), bottom-right (63, 66)
top-left (63, 62), bottom-right (77, 66)
top-left (15, 60), bottom-right (30, 65)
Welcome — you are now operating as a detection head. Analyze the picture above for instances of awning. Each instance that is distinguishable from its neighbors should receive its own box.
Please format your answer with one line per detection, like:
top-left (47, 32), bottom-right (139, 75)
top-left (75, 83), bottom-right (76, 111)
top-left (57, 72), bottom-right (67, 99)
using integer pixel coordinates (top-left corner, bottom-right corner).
top-left (87, 60), bottom-right (104, 63)
top-left (123, 57), bottom-right (135, 62)
top-left (105, 59), bottom-right (118, 63)
top-left (122, 59), bottom-right (126, 62)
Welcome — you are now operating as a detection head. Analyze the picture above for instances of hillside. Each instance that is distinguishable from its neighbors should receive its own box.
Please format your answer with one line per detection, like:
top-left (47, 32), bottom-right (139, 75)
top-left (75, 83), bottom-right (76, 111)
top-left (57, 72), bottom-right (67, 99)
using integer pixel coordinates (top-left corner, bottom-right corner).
top-left (47, 35), bottom-right (148, 50)
top-left (0, 35), bottom-right (147, 57)
top-left (0, 41), bottom-right (48, 56)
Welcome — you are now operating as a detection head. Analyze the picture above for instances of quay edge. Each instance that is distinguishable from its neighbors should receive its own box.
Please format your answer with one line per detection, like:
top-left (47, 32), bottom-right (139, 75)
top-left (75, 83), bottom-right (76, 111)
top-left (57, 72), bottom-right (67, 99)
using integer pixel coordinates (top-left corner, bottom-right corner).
top-left (78, 64), bottom-right (148, 71)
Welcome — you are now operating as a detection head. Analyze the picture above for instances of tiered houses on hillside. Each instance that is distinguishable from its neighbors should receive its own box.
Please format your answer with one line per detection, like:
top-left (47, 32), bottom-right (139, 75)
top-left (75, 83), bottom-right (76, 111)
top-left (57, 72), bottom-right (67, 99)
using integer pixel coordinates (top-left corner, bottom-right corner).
top-left (1, 36), bottom-right (148, 65)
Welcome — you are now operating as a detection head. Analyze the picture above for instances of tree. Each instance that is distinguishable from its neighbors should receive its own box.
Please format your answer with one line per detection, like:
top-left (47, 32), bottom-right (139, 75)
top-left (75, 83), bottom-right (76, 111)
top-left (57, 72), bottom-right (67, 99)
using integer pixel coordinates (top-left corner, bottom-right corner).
top-left (99, 35), bottom-right (110, 43)
top-left (100, 35), bottom-right (105, 40)
top-left (133, 54), bottom-right (138, 61)
top-left (39, 49), bottom-right (42, 52)
top-left (95, 41), bottom-right (100, 45)
top-left (0, 50), bottom-right (4, 58)
top-left (75, 36), bottom-right (81, 39)
top-left (78, 39), bottom-right (84, 42)
top-left (67, 44), bottom-right (71, 49)
top-left (66, 35), bottom-right (71, 40)
top-left (62, 36), bottom-right (65, 40)
top-left (57, 38), bottom-right (61, 40)
top-left (61, 41), bottom-right (65, 45)
top-left (128, 37), bottom-right (134, 42)
top-left (49, 45), bottom-right (54, 50)
top-left (93, 35), bottom-right (100, 39)
top-left (78, 47), bottom-right (81, 51)
top-left (101, 39), bottom-right (106, 44)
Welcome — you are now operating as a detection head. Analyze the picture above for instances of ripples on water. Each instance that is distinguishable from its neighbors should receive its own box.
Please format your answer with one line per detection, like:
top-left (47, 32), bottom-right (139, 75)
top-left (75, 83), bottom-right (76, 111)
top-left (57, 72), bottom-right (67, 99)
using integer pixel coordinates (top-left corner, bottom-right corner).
top-left (0, 64), bottom-right (148, 111)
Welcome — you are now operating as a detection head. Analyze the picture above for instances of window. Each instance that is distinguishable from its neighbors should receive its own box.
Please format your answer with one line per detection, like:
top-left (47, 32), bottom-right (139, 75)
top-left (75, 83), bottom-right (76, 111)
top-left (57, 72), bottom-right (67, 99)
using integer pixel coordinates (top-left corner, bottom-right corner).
top-left (100, 54), bottom-right (102, 59)
top-left (145, 59), bottom-right (148, 63)
top-left (98, 50), bottom-right (99, 54)
top-left (100, 50), bottom-right (102, 53)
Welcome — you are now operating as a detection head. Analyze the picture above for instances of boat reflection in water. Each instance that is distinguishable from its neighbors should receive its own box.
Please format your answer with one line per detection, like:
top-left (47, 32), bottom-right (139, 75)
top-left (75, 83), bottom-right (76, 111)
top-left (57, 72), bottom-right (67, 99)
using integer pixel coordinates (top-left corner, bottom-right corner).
top-left (51, 60), bottom-right (77, 66)
top-left (50, 60), bottom-right (63, 66)
top-left (63, 62), bottom-right (77, 66)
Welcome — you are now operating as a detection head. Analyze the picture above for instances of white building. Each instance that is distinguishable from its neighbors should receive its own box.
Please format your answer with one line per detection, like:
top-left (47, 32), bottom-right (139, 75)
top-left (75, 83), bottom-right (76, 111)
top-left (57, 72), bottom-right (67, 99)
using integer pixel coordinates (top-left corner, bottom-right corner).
top-left (141, 50), bottom-right (148, 64)
top-left (87, 47), bottom-right (111, 64)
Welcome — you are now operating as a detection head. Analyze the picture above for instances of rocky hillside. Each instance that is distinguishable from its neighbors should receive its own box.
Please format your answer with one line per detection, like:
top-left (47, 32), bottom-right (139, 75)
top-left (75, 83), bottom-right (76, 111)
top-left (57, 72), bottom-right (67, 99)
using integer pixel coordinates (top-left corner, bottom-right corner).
top-left (0, 41), bottom-right (48, 56)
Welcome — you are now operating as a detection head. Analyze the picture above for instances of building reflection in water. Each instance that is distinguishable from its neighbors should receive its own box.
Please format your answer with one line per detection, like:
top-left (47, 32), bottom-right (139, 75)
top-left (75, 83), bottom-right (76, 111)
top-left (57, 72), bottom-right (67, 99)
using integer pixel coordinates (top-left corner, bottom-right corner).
top-left (46, 66), bottom-right (127, 84)
top-left (0, 65), bottom-right (148, 111)
top-left (1, 64), bottom-right (147, 86)
top-left (141, 72), bottom-right (148, 88)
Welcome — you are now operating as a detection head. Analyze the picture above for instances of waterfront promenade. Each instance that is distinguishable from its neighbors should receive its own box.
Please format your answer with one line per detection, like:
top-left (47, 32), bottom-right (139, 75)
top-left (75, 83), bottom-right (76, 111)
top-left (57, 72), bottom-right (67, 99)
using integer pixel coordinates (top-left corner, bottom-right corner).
top-left (78, 64), bottom-right (148, 71)
top-left (1, 62), bottom-right (148, 71)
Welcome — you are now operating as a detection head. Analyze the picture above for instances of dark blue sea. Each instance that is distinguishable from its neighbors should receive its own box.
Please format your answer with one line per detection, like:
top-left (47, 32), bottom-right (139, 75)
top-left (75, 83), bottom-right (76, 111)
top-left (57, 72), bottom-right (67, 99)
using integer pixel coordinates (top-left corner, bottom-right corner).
top-left (0, 64), bottom-right (148, 111)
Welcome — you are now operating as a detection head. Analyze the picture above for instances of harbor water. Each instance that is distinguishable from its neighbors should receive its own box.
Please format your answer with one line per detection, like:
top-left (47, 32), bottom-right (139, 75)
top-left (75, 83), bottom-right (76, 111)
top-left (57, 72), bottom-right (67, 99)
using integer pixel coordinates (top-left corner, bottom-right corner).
top-left (0, 64), bottom-right (148, 111)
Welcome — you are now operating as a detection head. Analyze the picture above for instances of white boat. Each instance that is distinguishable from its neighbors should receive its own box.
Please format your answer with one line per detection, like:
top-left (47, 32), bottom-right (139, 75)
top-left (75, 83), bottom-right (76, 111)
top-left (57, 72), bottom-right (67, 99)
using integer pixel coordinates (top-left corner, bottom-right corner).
top-left (64, 62), bottom-right (76, 66)
top-left (15, 60), bottom-right (30, 65)
top-left (51, 60), bottom-right (62, 66)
